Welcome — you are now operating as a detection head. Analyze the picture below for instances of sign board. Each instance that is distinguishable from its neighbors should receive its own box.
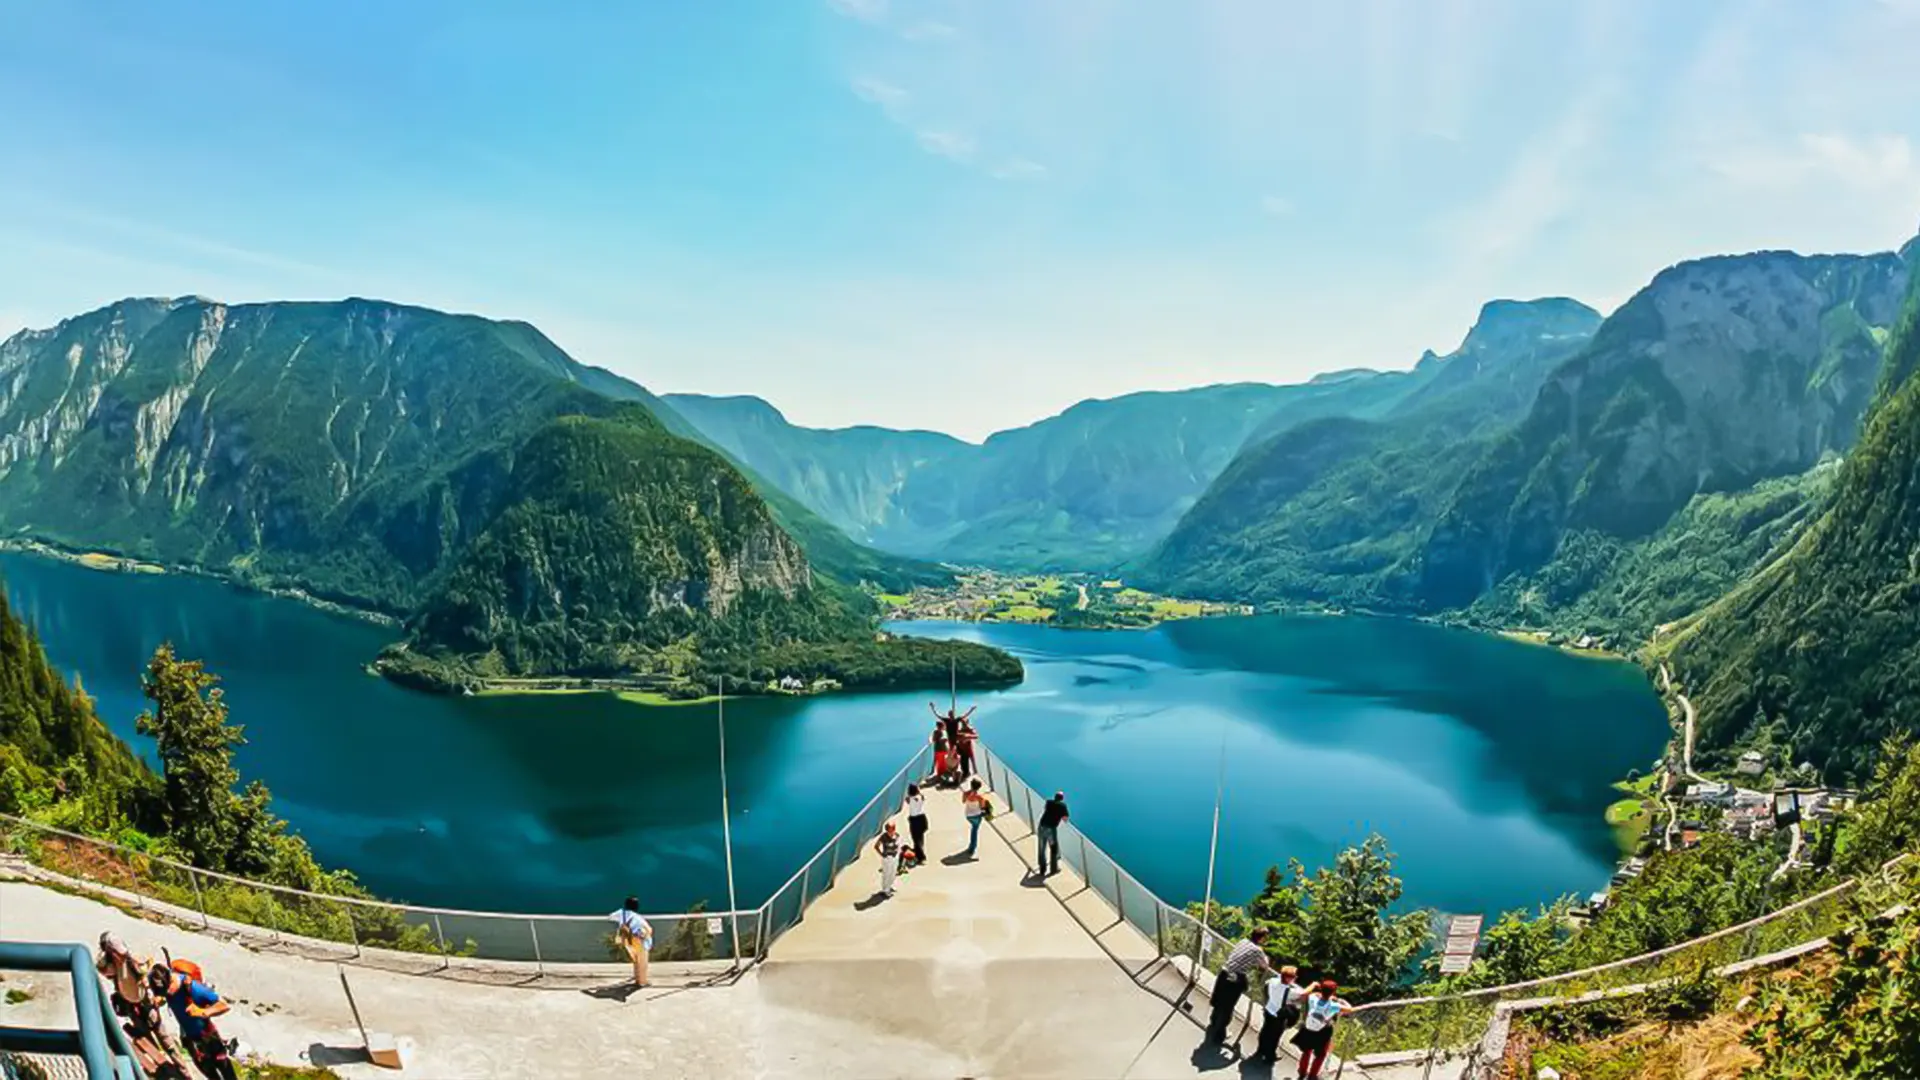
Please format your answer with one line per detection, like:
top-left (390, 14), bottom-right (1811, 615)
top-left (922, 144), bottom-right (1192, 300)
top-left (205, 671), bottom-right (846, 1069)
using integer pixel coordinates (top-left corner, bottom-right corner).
top-left (707, 917), bottom-right (724, 935)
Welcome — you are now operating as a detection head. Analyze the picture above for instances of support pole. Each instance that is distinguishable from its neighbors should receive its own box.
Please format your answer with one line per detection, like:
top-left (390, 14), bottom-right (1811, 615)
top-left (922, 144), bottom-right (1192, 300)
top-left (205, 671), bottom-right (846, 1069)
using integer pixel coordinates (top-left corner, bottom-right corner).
top-left (718, 674), bottom-right (743, 970)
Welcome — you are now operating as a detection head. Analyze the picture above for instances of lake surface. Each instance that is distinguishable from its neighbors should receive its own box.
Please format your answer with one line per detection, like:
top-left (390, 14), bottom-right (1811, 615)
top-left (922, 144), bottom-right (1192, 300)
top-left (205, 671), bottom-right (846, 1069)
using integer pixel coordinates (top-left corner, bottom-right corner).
top-left (1, 551), bottom-right (1668, 921)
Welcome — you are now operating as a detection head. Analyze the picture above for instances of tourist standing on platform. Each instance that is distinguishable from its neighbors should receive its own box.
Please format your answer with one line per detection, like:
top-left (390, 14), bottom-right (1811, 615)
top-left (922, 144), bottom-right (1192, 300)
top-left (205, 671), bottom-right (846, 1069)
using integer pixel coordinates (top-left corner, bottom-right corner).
top-left (930, 722), bottom-right (952, 787)
top-left (1255, 965), bottom-right (1314, 1063)
top-left (610, 896), bottom-right (653, 988)
top-left (875, 821), bottom-right (903, 895)
top-left (1290, 981), bottom-right (1352, 1079)
top-left (955, 717), bottom-right (979, 779)
top-left (149, 963), bottom-right (237, 1080)
top-left (961, 778), bottom-right (991, 858)
top-left (97, 934), bottom-right (190, 1079)
top-left (1037, 791), bottom-right (1068, 876)
top-left (905, 783), bottom-right (930, 862)
top-left (929, 701), bottom-right (975, 747)
top-left (1206, 927), bottom-right (1273, 1045)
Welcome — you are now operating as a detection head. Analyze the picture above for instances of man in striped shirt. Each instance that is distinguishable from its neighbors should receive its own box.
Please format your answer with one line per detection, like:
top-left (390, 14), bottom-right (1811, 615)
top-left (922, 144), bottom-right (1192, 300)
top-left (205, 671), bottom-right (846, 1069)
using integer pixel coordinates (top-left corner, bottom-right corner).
top-left (1205, 927), bottom-right (1273, 1045)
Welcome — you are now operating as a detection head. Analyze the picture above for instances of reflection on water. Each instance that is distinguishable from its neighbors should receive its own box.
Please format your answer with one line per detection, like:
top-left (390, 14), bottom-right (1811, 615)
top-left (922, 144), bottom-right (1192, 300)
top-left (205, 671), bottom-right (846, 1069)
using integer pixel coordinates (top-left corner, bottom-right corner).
top-left (2, 553), bottom-right (1665, 919)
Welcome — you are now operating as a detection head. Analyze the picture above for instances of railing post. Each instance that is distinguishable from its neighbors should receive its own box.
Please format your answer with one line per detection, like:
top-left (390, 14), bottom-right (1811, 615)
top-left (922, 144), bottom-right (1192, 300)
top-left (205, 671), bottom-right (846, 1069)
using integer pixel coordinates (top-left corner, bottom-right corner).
top-left (1078, 832), bottom-right (1091, 882)
top-left (264, 888), bottom-right (282, 943)
top-left (433, 912), bottom-right (449, 969)
top-left (1154, 901), bottom-right (1166, 956)
top-left (800, 863), bottom-right (812, 915)
top-left (189, 869), bottom-right (210, 929)
top-left (1115, 865), bottom-right (1126, 922)
top-left (344, 901), bottom-right (362, 958)
top-left (529, 919), bottom-right (544, 978)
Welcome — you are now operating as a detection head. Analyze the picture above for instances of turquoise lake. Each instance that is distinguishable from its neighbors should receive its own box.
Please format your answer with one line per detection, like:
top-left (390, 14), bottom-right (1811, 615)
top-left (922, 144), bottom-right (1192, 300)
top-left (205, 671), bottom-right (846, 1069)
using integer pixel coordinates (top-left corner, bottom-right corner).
top-left (1, 551), bottom-right (1668, 921)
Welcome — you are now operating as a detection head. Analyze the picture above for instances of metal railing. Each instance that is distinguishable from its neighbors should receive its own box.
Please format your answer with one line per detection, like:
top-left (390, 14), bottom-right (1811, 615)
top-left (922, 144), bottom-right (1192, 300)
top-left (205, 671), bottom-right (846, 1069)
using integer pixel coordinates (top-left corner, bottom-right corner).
top-left (751, 744), bottom-right (930, 959)
top-left (972, 742), bottom-right (1249, 1001)
top-left (1331, 852), bottom-right (1917, 1069)
top-left (0, 743), bottom-right (931, 978)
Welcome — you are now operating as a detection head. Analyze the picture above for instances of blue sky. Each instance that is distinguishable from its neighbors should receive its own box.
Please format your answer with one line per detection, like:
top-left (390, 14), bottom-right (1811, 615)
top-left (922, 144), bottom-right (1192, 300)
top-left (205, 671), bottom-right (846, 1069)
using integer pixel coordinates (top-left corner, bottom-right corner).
top-left (3, 1), bottom-right (1919, 440)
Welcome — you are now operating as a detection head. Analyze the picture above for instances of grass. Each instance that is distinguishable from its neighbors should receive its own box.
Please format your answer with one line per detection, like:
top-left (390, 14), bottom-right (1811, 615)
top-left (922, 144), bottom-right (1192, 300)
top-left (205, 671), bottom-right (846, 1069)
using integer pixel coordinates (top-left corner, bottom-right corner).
top-left (998, 604), bottom-right (1055, 622)
top-left (241, 1064), bottom-right (343, 1080)
top-left (1149, 598), bottom-right (1205, 619)
top-left (614, 691), bottom-right (721, 707)
top-left (874, 592), bottom-right (911, 608)
top-left (1605, 774), bottom-right (1660, 855)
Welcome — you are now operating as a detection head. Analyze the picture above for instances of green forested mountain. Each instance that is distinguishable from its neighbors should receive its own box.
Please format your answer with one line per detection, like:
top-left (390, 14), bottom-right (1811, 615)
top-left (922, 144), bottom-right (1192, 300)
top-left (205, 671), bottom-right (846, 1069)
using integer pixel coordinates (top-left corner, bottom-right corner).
top-left (1658, 266), bottom-right (1920, 782)
top-left (666, 372), bottom-right (1417, 570)
top-left (0, 297), bottom-right (1011, 692)
top-left (1418, 250), bottom-right (1909, 609)
top-left (1138, 297), bottom-right (1603, 603)
top-left (0, 296), bottom-right (937, 607)
top-left (1143, 248), bottom-right (1913, 634)
top-left (0, 585), bottom-right (149, 819)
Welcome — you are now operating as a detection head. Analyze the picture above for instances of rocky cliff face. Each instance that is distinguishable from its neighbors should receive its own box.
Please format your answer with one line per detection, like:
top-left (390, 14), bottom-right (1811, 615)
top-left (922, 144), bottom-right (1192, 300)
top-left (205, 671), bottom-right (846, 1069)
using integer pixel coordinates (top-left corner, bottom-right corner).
top-left (0, 297), bottom-right (642, 609)
top-left (1659, 264), bottom-right (1920, 781)
top-left (1418, 250), bottom-right (1910, 607)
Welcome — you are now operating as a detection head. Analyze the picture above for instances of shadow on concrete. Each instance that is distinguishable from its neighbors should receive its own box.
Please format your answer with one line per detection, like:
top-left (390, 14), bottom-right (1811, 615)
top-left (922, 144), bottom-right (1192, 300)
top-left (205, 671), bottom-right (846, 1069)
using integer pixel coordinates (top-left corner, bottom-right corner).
top-left (940, 852), bottom-right (979, 866)
top-left (306, 1043), bottom-right (371, 1067)
top-left (1190, 1038), bottom-right (1241, 1073)
top-left (852, 891), bottom-right (894, 911)
top-left (1237, 1052), bottom-right (1279, 1078)
top-left (580, 982), bottom-right (643, 1002)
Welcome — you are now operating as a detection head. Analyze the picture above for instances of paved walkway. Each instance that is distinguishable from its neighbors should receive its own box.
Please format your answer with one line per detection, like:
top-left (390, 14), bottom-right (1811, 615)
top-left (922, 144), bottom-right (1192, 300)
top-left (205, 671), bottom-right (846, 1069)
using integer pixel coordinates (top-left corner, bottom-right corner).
top-left (0, 775), bottom-right (1355, 1077)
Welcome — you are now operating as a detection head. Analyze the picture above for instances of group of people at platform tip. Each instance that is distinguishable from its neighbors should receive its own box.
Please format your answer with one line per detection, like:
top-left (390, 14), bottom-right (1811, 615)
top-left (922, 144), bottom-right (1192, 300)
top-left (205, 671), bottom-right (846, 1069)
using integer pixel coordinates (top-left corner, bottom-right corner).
top-left (1206, 928), bottom-right (1356, 1080)
top-left (94, 931), bottom-right (242, 1080)
top-left (867, 701), bottom-right (1075, 898)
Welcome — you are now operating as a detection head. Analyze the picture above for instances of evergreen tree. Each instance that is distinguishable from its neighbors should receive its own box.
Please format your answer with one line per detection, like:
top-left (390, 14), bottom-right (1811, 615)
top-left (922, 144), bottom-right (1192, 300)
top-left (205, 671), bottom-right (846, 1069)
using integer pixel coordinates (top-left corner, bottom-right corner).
top-left (135, 644), bottom-right (246, 869)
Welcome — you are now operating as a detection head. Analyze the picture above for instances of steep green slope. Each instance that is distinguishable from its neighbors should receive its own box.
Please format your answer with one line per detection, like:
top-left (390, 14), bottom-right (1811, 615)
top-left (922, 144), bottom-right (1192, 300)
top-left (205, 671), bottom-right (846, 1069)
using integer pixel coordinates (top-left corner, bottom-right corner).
top-left (0, 297), bottom-right (626, 611)
top-left (390, 408), bottom-right (1017, 692)
top-left (1468, 463), bottom-right (1836, 644)
top-left (1139, 298), bottom-right (1603, 604)
top-left (0, 297), bottom-right (941, 604)
top-left (0, 583), bottom-right (150, 818)
top-left (667, 374), bottom-right (1418, 571)
top-left (1418, 251), bottom-right (1909, 609)
top-left (1659, 269), bottom-right (1920, 782)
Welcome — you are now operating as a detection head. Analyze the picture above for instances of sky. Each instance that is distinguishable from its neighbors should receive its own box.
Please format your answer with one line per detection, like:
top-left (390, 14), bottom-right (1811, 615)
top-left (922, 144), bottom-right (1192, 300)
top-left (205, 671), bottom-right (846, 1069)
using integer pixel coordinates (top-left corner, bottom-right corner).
top-left (3, 1), bottom-right (1919, 441)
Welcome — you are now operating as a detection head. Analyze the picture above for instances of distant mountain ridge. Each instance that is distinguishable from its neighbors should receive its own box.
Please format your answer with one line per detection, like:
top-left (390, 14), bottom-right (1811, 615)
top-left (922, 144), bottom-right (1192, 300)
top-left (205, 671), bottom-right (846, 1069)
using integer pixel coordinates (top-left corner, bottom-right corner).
top-left (1137, 297), bottom-right (1605, 604)
top-left (1136, 244), bottom-right (1914, 634)
top-left (667, 373), bottom-right (1423, 570)
top-left (0, 296), bottom-right (1012, 693)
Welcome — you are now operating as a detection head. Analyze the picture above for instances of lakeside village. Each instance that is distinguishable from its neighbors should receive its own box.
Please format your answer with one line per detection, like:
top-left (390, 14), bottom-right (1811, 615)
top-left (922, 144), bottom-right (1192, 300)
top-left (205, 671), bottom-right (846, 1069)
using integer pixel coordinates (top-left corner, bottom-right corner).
top-left (1584, 744), bottom-right (1858, 921)
top-left (875, 570), bottom-right (1250, 629)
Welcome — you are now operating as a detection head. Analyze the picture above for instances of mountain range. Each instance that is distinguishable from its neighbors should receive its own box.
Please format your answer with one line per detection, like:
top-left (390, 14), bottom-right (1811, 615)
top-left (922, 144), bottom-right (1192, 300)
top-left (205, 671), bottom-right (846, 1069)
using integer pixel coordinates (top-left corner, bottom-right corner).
top-left (664, 372), bottom-right (1419, 570)
top-left (8, 226), bottom-right (1920, 776)
top-left (0, 297), bottom-right (1014, 694)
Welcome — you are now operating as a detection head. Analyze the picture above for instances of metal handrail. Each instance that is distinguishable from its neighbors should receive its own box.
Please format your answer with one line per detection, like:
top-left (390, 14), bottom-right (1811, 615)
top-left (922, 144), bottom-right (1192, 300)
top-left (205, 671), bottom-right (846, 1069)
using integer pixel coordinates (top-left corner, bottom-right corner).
top-left (1349, 850), bottom-right (1912, 1013)
top-left (0, 811), bottom-right (750, 923)
top-left (756, 744), bottom-right (930, 909)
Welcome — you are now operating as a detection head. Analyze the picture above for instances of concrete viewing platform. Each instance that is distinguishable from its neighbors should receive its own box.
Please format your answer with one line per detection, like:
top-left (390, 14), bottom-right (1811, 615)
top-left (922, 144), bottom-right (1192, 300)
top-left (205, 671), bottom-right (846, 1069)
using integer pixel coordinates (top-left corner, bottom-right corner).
top-left (0, 770), bottom-right (1381, 1078)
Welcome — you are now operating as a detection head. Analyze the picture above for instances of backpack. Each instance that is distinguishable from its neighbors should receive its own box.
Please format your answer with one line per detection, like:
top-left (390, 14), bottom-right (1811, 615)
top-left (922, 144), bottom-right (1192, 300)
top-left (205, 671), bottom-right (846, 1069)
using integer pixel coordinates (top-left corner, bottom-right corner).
top-left (163, 949), bottom-right (210, 989)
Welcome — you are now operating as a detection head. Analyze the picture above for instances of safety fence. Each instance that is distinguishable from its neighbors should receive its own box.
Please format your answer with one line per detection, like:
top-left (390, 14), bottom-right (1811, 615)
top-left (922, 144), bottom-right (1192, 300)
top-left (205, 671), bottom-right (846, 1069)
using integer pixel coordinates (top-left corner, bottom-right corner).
top-left (1330, 851), bottom-right (1917, 1071)
top-left (976, 740), bottom-right (1916, 1074)
top-left (972, 743), bottom-right (1240, 976)
top-left (0, 743), bottom-right (931, 978)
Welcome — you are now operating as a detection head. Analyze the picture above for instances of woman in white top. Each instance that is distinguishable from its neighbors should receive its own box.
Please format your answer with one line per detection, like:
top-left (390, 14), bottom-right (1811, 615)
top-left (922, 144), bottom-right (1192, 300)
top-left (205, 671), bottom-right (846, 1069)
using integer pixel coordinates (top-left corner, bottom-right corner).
top-left (609, 895), bottom-right (653, 987)
top-left (1289, 980), bottom-right (1352, 1079)
top-left (904, 783), bottom-right (929, 864)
